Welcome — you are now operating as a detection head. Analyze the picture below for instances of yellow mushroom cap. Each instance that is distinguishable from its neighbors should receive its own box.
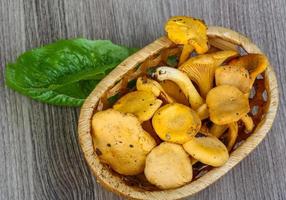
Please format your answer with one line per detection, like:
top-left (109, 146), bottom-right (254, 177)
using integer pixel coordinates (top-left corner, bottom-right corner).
top-left (113, 91), bottom-right (162, 122)
top-left (136, 77), bottom-right (174, 103)
top-left (152, 103), bottom-right (201, 144)
top-left (179, 50), bottom-right (239, 97)
top-left (229, 53), bottom-right (269, 86)
top-left (136, 77), bottom-right (161, 97)
top-left (206, 85), bottom-right (250, 125)
top-left (165, 16), bottom-right (208, 54)
top-left (92, 109), bottom-right (156, 175)
top-left (215, 65), bottom-right (251, 93)
top-left (144, 142), bottom-right (193, 189)
top-left (183, 133), bottom-right (229, 167)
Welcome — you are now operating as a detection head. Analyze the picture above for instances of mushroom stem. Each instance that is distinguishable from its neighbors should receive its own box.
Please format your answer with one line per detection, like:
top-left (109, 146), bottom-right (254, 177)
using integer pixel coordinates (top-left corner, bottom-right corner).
top-left (197, 104), bottom-right (209, 120)
top-left (165, 16), bottom-right (208, 63)
top-left (199, 124), bottom-right (209, 135)
top-left (210, 124), bottom-right (228, 138)
top-left (153, 67), bottom-right (204, 109)
top-left (226, 122), bottom-right (238, 151)
top-left (241, 114), bottom-right (254, 133)
top-left (179, 44), bottom-right (194, 66)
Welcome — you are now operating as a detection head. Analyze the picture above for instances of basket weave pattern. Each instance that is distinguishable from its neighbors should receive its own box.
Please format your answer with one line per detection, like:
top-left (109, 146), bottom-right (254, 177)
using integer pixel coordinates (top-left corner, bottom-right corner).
top-left (78, 27), bottom-right (278, 200)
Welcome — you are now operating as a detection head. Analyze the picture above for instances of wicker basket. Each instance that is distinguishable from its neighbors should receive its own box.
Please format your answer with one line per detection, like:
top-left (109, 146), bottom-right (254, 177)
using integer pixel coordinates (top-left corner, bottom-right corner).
top-left (78, 26), bottom-right (279, 200)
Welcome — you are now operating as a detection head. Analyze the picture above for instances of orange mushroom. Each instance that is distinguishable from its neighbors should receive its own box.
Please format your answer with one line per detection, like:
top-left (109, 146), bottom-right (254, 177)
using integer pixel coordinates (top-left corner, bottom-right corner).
top-left (165, 16), bottom-right (208, 65)
top-left (206, 85), bottom-right (250, 125)
top-left (153, 66), bottom-right (204, 109)
top-left (152, 103), bottom-right (201, 144)
top-left (113, 91), bottom-right (162, 122)
top-left (215, 65), bottom-right (251, 94)
top-left (183, 132), bottom-right (229, 167)
top-left (229, 53), bottom-right (269, 87)
top-left (136, 77), bottom-right (174, 103)
top-left (179, 50), bottom-right (238, 97)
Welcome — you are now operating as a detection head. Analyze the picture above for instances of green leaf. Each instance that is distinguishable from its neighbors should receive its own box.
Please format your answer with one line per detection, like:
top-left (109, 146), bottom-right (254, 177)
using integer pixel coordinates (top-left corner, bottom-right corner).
top-left (127, 79), bottom-right (137, 90)
top-left (5, 39), bottom-right (137, 106)
top-left (166, 55), bottom-right (178, 67)
top-left (107, 93), bottom-right (121, 106)
top-left (146, 67), bottom-right (157, 77)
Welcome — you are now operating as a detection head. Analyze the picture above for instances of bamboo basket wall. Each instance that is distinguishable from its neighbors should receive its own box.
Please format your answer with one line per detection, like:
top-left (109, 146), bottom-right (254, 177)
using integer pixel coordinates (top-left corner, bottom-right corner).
top-left (78, 26), bottom-right (279, 200)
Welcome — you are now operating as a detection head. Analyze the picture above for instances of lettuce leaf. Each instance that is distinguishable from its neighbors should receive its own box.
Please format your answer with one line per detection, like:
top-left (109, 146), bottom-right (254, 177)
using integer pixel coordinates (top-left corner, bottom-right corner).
top-left (5, 39), bottom-right (137, 106)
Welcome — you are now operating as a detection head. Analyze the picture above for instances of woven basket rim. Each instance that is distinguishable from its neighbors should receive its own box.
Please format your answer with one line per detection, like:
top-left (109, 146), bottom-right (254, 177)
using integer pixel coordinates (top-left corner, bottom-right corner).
top-left (78, 26), bottom-right (279, 200)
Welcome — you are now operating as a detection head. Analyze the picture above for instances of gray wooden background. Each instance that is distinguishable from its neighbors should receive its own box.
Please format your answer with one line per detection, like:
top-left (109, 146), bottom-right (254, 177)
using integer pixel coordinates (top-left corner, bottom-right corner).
top-left (0, 0), bottom-right (286, 199)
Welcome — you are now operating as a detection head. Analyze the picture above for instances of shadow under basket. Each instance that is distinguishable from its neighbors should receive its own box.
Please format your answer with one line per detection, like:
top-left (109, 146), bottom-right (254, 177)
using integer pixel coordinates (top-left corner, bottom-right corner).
top-left (78, 26), bottom-right (279, 200)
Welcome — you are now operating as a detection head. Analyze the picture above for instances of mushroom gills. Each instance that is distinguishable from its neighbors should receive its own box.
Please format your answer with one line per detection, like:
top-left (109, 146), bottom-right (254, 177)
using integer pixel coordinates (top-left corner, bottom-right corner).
top-left (160, 80), bottom-right (189, 105)
top-left (179, 50), bottom-right (239, 97)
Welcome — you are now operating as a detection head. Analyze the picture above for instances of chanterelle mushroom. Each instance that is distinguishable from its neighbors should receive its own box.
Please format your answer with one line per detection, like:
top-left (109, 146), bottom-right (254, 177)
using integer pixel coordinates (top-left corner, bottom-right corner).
top-left (210, 124), bottom-right (228, 138)
top-left (241, 114), bottom-right (254, 133)
top-left (229, 53), bottom-right (269, 87)
top-left (196, 104), bottom-right (209, 120)
top-left (206, 85), bottom-right (250, 125)
top-left (165, 16), bottom-right (208, 65)
top-left (215, 65), bottom-right (251, 94)
top-left (160, 80), bottom-right (189, 105)
top-left (183, 133), bottom-right (229, 167)
top-left (226, 122), bottom-right (238, 151)
top-left (210, 121), bottom-right (250, 152)
top-left (153, 66), bottom-right (204, 109)
top-left (136, 77), bottom-right (174, 103)
top-left (215, 65), bottom-right (254, 132)
top-left (179, 50), bottom-right (239, 97)
top-left (92, 109), bottom-right (156, 175)
top-left (144, 142), bottom-right (193, 189)
top-left (113, 91), bottom-right (162, 122)
top-left (200, 123), bottom-right (236, 150)
top-left (152, 103), bottom-right (201, 144)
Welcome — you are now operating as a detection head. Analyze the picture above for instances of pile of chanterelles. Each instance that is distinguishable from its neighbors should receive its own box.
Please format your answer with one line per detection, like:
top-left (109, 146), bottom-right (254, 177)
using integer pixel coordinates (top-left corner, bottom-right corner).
top-left (91, 16), bottom-right (269, 189)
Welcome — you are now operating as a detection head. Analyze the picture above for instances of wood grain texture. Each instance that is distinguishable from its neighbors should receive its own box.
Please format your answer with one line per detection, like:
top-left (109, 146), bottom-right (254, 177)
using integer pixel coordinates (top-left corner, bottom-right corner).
top-left (0, 0), bottom-right (285, 200)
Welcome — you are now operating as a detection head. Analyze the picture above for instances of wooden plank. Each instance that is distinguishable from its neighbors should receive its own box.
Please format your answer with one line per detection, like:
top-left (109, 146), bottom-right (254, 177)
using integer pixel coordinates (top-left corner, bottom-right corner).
top-left (0, 0), bottom-right (285, 199)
